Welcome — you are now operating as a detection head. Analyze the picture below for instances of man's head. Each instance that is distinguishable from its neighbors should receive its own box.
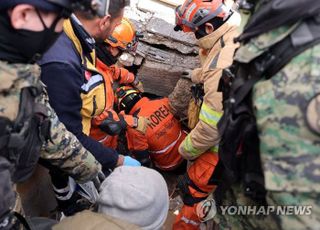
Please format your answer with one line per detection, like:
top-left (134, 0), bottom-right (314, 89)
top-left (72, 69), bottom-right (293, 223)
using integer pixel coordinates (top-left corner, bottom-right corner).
top-left (0, 0), bottom-right (74, 63)
top-left (105, 18), bottom-right (140, 58)
top-left (174, 0), bottom-right (234, 39)
top-left (0, 0), bottom-right (104, 63)
top-left (75, 0), bottom-right (130, 41)
top-left (98, 166), bottom-right (169, 230)
top-left (115, 86), bottom-right (142, 113)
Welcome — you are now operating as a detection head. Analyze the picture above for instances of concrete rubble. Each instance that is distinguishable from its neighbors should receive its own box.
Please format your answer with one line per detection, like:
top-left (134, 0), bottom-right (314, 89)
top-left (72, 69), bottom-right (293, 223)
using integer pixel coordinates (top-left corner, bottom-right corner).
top-left (122, 0), bottom-right (200, 96)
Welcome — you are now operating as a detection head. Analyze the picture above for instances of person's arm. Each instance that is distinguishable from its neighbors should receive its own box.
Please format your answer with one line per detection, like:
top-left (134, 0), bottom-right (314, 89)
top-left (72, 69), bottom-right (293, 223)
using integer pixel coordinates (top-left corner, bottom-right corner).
top-left (40, 92), bottom-right (101, 183)
top-left (110, 65), bottom-right (135, 84)
top-left (94, 109), bottom-right (149, 135)
top-left (109, 65), bottom-right (144, 91)
top-left (179, 68), bottom-right (223, 160)
top-left (40, 62), bottom-right (119, 171)
top-left (179, 41), bottom-right (238, 160)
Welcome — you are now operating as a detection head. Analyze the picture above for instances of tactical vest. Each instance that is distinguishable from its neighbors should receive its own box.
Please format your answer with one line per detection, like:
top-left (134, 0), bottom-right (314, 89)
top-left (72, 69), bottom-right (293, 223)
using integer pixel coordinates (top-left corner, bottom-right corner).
top-left (0, 83), bottom-right (50, 183)
top-left (215, 16), bottom-right (320, 204)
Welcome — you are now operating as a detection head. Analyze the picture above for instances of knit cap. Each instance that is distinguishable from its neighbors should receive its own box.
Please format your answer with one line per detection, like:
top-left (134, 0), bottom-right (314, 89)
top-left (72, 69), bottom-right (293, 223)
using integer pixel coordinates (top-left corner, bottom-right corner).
top-left (98, 166), bottom-right (169, 230)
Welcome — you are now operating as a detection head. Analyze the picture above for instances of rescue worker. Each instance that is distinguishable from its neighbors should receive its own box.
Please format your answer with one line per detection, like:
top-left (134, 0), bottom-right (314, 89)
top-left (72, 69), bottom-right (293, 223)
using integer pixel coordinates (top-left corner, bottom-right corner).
top-left (38, 0), bottom-right (144, 216)
top-left (0, 0), bottom-right (105, 228)
top-left (91, 17), bottom-right (147, 150)
top-left (215, 0), bottom-right (320, 229)
top-left (171, 0), bottom-right (241, 228)
top-left (106, 17), bottom-right (143, 69)
top-left (114, 86), bottom-right (187, 170)
top-left (39, 0), bottom-right (141, 171)
top-left (96, 17), bottom-right (143, 91)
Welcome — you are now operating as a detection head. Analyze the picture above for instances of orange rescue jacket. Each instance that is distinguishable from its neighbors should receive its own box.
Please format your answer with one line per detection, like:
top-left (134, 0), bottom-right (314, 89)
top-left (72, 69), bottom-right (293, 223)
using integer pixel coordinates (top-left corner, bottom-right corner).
top-left (126, 97), bottom-right (186, 170)
top-left (90, 59), bottom-right (136, 148)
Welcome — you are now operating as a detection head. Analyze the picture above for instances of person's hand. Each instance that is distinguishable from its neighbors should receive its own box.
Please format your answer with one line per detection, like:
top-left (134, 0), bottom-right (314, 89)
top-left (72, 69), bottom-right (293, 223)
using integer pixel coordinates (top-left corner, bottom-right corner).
top-left (99, 112), bottom-right (127, 136)
top-left (123, 156), bottom-right (141, 167)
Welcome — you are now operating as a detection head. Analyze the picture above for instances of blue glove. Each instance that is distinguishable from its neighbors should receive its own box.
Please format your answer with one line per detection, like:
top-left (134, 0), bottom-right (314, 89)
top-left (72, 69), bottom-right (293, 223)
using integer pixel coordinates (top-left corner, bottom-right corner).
top-left (123, 156), bottom-right (141, 167)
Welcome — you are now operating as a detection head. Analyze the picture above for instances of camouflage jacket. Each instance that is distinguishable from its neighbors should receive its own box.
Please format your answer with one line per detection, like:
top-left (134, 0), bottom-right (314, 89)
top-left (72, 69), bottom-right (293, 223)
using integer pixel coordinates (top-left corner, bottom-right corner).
top-left (235, 24), bottom-right (320, 192)
top-left (0, 61), bottom-right (101, 183)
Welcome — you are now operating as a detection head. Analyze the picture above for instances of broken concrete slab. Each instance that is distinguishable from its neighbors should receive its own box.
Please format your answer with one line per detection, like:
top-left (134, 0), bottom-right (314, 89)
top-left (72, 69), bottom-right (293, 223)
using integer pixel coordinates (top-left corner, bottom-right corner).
top-left (123, 0), bottom-right (201, 97)
top-left (146, 17), bottom-right (197, 47)
top-left (126, 0), bottom-right (198, 55)
top-left (137, 55), bottom-right (198, 97)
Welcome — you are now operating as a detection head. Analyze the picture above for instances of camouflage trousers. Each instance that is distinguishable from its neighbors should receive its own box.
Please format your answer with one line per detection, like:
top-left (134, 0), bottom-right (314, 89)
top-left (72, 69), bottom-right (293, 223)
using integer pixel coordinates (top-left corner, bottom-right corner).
top-left (214, 184), bottom-right (320, 230)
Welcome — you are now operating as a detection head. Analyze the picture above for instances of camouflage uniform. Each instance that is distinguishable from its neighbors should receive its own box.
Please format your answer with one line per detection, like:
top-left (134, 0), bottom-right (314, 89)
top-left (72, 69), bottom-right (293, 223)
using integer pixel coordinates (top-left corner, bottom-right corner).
top-left (214, 25), bottom-right (320, 230)
top-left (0, 61), bottom-right (101, 183)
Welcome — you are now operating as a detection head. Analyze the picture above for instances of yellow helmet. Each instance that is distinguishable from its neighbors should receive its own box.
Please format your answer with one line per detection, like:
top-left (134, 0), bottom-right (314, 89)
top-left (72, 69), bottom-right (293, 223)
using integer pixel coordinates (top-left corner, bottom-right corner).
top-left (115, 86), bottom-right (141, 112)
top-left (106, 18), bottom-right (140, 52)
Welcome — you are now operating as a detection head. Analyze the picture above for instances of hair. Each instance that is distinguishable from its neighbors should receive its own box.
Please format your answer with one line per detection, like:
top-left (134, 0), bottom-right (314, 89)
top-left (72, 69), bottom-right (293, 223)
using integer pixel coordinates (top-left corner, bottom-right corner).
top-left (195, 17), bottom-right (225, 39)
top-left (76, 0), bottom-right (130, 20)
top-left (109, 0), bottom-right (130, 18)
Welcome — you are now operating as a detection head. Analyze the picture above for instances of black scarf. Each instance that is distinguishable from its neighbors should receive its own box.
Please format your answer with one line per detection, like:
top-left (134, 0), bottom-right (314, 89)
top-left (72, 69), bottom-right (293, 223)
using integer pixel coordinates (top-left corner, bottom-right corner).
top-left (0, 13), bottom-right (29, 63)
top-left (0, 11), bottom-right (61, 64)
top-left (96, 42), bottom-right (122, 66)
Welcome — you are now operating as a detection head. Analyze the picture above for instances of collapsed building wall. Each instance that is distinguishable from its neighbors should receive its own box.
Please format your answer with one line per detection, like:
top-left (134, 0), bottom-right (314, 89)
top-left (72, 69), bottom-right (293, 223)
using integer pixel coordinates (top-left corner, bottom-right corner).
top-left (122, 0), bottom-right (200, 96)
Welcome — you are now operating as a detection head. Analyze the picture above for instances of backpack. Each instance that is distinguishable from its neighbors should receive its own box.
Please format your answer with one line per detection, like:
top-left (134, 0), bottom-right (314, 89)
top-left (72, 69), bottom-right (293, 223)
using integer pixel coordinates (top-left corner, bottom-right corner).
top-left (215, 8), bottom-right (320, 205)
top-left (0, 84), bottom-right (50, 183)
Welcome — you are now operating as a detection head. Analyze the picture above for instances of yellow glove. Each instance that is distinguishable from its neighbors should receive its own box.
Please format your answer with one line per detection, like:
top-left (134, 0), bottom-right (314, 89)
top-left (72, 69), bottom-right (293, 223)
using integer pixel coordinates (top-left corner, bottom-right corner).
top-left (133, 116), bottom-right (150, 134)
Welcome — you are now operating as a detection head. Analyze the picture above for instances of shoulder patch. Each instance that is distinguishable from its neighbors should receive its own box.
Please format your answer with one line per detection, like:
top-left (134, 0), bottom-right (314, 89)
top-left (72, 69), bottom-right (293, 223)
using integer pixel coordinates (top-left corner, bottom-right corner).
top-left (306, 93), bottom-right (320, 135)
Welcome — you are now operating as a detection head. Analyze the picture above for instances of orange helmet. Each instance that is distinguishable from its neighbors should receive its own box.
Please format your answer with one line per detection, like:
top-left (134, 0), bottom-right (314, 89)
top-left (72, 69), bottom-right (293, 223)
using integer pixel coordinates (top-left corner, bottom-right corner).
top-left (175, 0), bottom-right (228, 32)
top-left (115, 86), bottom-right (142, 112)
top-left (106, 18), bottom-right (141, 52)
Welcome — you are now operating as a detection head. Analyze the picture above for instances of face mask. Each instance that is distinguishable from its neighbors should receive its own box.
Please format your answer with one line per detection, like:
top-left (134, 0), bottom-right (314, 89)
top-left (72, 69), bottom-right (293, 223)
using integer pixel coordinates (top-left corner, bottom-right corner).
top-left (20, 10), bottom-right (62, 63)
top-left (96, 42), bottom-right (123, 66)
top-left (0, 10), bottom-right (62, 64)
top-left (195, 27), bottom-right (208, 39)
top-left (194, 16), bottom-right (227, 40)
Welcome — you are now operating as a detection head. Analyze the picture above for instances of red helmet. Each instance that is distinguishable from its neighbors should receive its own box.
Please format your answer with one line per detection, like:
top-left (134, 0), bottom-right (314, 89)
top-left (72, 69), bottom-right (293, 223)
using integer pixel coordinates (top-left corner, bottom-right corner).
top-left (175, 0), bottom-right (228, 32)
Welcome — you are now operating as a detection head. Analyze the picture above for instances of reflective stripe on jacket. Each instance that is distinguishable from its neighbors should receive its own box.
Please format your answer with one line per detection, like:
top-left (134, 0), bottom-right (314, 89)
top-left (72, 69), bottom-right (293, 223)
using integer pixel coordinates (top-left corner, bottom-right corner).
top-left (180, 13), bottom-right (240, 160)
top-left (126, 97), bottom-right (185, 170)
top-left (90, 59), bottom-right (136, 148)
